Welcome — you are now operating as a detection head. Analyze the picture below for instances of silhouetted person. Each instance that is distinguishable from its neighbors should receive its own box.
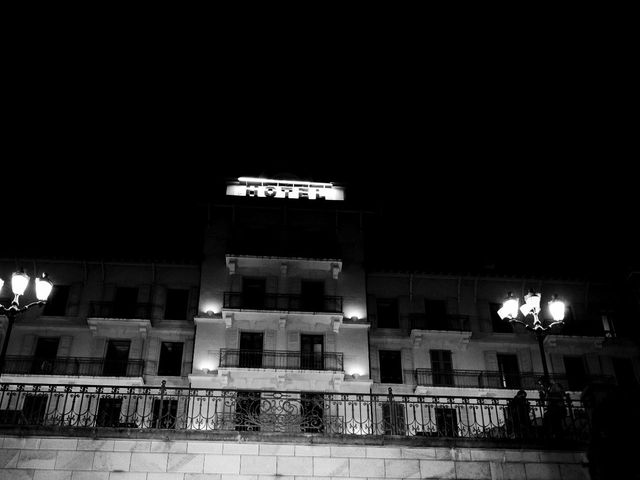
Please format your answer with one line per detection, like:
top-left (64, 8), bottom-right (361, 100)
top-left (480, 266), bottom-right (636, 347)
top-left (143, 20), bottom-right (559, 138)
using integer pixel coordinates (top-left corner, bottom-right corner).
top-left (507, 389), bottom-right (531, 438)
top-left (581, 383), bottom-right (640, 480)
top-left (543, 382), bottom-right (566, 438)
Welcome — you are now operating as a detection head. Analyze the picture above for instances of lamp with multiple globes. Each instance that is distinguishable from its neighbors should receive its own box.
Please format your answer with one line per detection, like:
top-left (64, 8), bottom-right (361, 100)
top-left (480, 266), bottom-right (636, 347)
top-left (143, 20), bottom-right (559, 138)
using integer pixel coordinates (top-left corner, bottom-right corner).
top-left (0, 270), bottom-right (54, 370)
top-left (497, 289), bottom-right (566, 392)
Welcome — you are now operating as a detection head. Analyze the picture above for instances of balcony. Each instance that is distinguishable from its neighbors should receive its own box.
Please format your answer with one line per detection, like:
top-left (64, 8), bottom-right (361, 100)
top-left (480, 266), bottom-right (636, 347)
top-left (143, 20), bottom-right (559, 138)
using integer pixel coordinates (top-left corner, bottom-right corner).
top-left (414, 369), bottom-right (615, 391)
top-left (1, 356), bottom-right (145, 377)
top-left (219, 349), bottom-right (343, 371)
top-left (223, 292), bottom-right (343, 314)
top-left (89, 301), bottom-right (152, 319)
top-left (0, 382), bottom-right (591, 445)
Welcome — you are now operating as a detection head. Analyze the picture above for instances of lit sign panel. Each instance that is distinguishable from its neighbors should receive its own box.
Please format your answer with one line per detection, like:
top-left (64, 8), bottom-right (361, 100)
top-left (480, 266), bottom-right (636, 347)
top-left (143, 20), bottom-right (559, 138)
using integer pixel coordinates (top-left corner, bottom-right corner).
top-left (226, 177), bottom-right (344, 201)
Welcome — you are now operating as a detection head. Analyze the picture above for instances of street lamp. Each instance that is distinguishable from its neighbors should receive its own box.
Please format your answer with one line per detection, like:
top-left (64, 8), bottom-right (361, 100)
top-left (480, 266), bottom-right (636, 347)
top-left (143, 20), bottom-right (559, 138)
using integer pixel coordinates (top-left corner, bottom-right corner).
top-left (0, 270), bottom-right (53, 371)
top-left (497, 289), bottom-right (566, 392)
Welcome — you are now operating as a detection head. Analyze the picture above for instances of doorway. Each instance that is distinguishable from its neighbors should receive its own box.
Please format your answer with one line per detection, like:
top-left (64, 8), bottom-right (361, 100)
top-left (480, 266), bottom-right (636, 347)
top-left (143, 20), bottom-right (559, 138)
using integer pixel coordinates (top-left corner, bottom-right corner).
top-left (103, 340), bottom-right (131, 376)
top-left (239, 332), bottom-right (264, 368)
top-left (30, 338), bottom-right (59, 374)
top-left (301, 334), bottom-right (324, 370)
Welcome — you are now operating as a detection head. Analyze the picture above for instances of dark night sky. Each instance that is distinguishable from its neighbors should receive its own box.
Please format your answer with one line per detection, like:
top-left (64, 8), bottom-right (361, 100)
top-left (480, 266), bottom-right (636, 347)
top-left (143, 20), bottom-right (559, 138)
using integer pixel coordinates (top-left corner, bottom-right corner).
top-left (3, 37), bottom-right (637, 282)
top-left (5, 157), bottom-right (636, 283)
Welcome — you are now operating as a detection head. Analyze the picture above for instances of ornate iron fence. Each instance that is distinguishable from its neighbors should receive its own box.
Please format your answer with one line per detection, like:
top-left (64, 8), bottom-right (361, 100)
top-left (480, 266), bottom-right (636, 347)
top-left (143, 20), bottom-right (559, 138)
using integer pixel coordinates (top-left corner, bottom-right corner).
top-left (1, 357), bottom-right (145, 377)
top-left (223, 292), bottom-right (343, 313)
top-left (0, 382), bottom-right (590, 442)
top-left (219, 349), bottom-right (343, 371)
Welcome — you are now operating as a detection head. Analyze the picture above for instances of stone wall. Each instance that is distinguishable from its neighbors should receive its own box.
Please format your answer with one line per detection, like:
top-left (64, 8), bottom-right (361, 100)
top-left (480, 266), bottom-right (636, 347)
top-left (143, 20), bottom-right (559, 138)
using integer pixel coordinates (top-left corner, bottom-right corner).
top-left (0, 435), bottom-right (589, 480)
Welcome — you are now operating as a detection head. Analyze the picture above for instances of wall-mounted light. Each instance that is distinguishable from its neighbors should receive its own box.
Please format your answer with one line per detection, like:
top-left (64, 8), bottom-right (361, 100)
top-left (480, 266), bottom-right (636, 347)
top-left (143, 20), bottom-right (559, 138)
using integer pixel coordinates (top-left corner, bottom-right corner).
top-left (202, 302), bottom-right (221, 316)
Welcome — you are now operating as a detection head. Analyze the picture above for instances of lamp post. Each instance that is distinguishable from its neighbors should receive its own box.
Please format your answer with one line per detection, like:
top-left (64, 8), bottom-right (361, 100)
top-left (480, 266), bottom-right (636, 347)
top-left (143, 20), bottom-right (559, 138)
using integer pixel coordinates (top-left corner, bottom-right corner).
top-left (497, 289), bottom-right (566, 393)
top-left (0, 270), bottom-right (54, 371)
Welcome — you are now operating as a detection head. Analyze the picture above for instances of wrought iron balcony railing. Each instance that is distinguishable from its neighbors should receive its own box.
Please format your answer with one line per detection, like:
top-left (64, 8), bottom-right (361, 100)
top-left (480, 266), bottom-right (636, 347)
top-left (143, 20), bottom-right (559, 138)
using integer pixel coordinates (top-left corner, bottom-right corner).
top-left (89, 301), bottom-right (153, 319)
top-left (219, 349), bottom-right (343, 371)
top-left (414, 369), bottom-right (616, 392)
top-left (1, 356), bottom-right (145, 377)
top-left (223, 292), bottom-right (343, 313)
top-left (0, 382), bottom-right (590, 444)
top-left (410, 314), bottom-right (471, 332)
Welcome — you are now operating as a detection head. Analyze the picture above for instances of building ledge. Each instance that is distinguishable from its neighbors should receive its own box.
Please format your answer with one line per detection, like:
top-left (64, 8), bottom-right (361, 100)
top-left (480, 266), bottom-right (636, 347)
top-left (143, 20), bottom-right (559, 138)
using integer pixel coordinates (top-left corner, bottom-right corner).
top-left (226, 254), bottom-right (342, 275)
top-left (410, 330), bottom-right (472, 351)
top-left (544, 335), bottom-right (605, 351)
top-left (0, 426), bottom-right (589, 451)
top-left (87, 318), bottom-right (151, 338)
top-left (0, 374), bottom-right (144, 386)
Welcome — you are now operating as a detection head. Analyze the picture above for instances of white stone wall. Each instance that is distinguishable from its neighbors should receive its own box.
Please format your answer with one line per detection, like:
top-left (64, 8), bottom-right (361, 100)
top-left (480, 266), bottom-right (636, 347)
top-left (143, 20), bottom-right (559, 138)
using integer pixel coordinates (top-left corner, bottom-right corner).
top-left (0, 435), bottom-right (589, 480)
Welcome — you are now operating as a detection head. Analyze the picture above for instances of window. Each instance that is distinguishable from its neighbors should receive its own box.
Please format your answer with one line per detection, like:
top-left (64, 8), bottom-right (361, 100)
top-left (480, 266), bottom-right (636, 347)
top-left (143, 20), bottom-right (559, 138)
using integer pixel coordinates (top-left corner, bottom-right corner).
top-left (425, 300), bottom-right (447, 330)
top-left (430, 350), bottom-right (454, 386)
top-left (164, 289), bottom-right (189, 320)
top-left (376, 298), bottom-right (399, 328)
top-left (239, 332), bottom-right (264, 368)
top-left (379, 350), bottom-right (403, 383)
top-left (300, 281), bottom-right (325, 311)
top-left (489, 302), bottom-right (512, 333)
top-left (497, 354), bottom-right (521, 389)
top-left (103, 340), bottom-right (131, 376)
top-left (152, 399), bottom-right (178, 429)
top-left (613, 358), bottom-right (638, 387)
top-left (42, 285), bottom-right (70, 316)
top-left (301, 334), bottom-right (324, 370)
top-left (114, 287), bottom-right (138, 318)
top-left (158, 342), bottom-right (184, 376)
top-left (242, 278), bottom-right (266, 309)
top-left (30, 338), bottom-right (59, 374)
top-left (602, 314), bottom-right (616, 338)
top-left (564, 356), bottom-right (587, 391)
top-left (96, 398), bottom-right (123, 427)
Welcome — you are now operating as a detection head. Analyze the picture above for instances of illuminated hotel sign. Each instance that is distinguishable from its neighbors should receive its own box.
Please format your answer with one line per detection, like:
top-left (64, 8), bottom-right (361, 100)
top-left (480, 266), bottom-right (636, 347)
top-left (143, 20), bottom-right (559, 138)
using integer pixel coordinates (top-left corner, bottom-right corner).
top-left (226, 177), bottom-right (344, 201)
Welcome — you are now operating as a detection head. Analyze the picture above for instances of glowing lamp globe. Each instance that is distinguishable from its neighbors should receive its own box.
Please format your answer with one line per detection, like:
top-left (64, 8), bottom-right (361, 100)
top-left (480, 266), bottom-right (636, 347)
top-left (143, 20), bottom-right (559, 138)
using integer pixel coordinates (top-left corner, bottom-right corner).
top-left (11, 270), bottom-right (30, 296)
top-left (497, 293), bottom-right (519, 320)
top-left (35, 273), bottom-right (54, 301)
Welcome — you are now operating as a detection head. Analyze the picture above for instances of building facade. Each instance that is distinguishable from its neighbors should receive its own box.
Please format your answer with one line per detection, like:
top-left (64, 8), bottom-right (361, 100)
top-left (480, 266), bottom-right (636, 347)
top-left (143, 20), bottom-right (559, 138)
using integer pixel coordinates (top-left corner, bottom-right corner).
top-left (0, 176), bottom-right (638, 478)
